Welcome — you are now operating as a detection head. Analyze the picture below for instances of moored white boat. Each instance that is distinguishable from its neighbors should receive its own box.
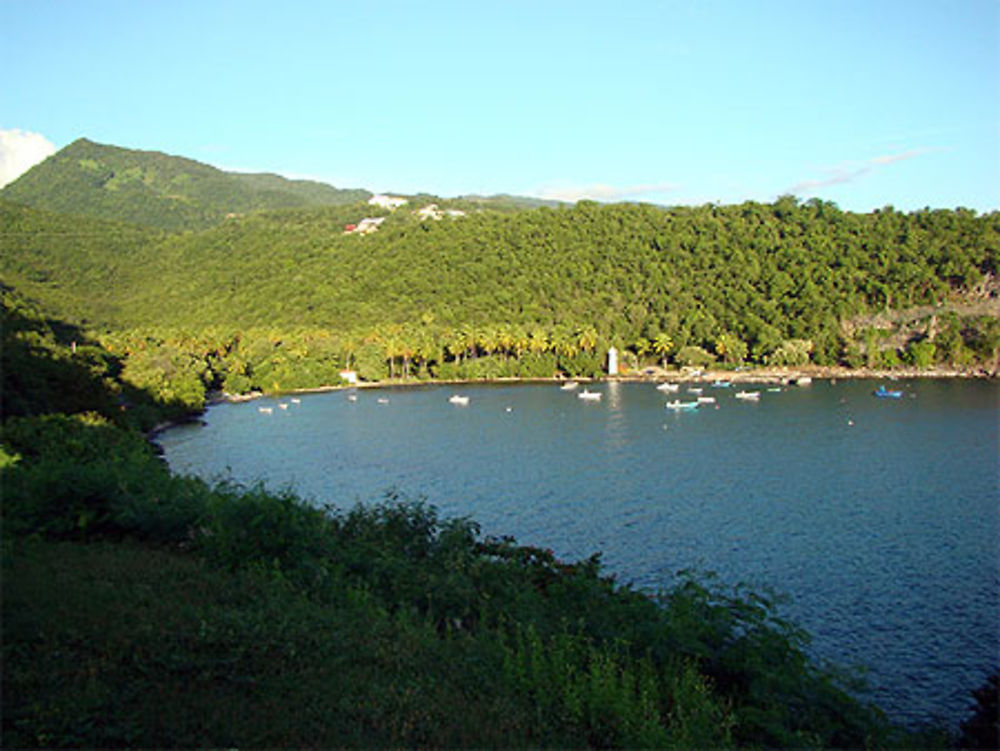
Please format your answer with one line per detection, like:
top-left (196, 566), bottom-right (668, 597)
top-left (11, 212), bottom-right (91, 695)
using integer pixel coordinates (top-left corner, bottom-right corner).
top-left (448, 394), bottom-right (470, 405)
top-left (697, 396), bottom-right (716, 404)
top-left (665, 399), bottom-right (699, 410)
top-left (560, 381), bottom-right (580, 390)
top-left (578, 389), bottom-right (602, 401)
top-left (735, 390), bottom-right (761, 401)
top-left (656, 382), bottom-right (679, 392)
top-left (688, 387), bottom-right (703, 394)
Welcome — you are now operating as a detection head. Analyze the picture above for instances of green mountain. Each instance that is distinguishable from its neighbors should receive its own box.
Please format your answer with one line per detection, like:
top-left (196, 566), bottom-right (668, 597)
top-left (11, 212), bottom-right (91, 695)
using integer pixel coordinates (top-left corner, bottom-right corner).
top-left (3, 193), bottom-right (997, 379)
top-left (0, 138), bottom-right (371, 231)
top-left (1, 137), bottom-right (997, 398)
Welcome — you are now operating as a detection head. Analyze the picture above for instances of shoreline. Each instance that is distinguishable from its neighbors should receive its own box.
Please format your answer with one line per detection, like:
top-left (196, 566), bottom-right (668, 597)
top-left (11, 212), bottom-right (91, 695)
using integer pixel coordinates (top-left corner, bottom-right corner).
top-left (208, 364), bottom-right (995, 407)
top-left (142, 364), bottom-right (994, 437)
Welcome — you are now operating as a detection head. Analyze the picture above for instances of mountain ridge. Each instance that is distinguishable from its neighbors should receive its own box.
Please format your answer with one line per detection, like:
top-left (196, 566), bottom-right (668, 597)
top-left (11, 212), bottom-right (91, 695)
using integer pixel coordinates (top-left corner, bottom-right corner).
top-left (0, 138), bottom-right (565, 230)
top-left (0, 138), bottom-right (371, 231)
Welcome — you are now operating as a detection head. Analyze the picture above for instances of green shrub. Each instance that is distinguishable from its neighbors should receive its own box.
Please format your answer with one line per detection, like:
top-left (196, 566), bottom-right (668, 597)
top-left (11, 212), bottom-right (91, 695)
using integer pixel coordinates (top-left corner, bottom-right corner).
top-left (558, 350), bottom-right (605, 378)
top-left (674, 345), bottom-right (714, 368)
top-left (196, 483), bottom-right (336, 591)
top-left (905, 339), bottom-right (937, 368)
top-left (767, 339), bottom-right (813, 367)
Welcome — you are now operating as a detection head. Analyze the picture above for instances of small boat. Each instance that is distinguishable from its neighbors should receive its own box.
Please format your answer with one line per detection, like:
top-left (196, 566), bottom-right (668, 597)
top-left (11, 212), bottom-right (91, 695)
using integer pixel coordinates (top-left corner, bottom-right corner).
top-left (376, 397), bottom-right (389, 404)
top-left (258, 406), bottom-right (273, 414)
top-left (696, 396), bottom-right (716, 404)
top-left (711, 380), bottom-right (731, 388)
top-left (448, 394), bottom-right (470, 406)
top-left (656, 382), bottom-right (679, 392)
top-left (560, 381), bottom-right (580, 390)
top-left (687, 387), bottom-right (703, 394)
top-left (767, 387), bottom-right (782, 393)
top-left (578, 389), bottom-right (602, 401)
top-left (735, 391), bottom-right (761, 401)
top-left (794, 377), bottom-right (813, 386)
top-left (873, 385), bottom-right (903, 399)
top-left (347, 394), bottom-right (358, 402)
top-left (665, 399), bottom-right (699, 410)
top-left (278, 403), bottom-right (289, 410)
top-left (290, 398), bottom-right (301, 404)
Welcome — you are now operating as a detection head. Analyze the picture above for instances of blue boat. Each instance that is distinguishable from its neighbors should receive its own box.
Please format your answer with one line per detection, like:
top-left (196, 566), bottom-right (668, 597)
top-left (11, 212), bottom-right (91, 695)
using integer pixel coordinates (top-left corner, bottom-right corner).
top-left (873, 385), bottom-right (904, 399)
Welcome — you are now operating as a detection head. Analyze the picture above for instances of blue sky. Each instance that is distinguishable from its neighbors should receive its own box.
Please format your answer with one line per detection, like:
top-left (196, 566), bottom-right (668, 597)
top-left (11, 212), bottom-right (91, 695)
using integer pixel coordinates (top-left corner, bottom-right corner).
top-left (2, 0), bottom-right (998, 211)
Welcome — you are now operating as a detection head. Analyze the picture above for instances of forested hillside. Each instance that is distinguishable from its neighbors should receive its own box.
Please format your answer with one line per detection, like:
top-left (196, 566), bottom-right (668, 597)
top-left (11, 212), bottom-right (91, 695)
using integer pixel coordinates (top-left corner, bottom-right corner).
top-left (0, 201), bottom-right (164, 325)
top-left (1, 132), bottom-right (998, 410)
top-left (2, 191), bottom-right (998, 403)
top-left (0, 138), bottom-right (371, 230)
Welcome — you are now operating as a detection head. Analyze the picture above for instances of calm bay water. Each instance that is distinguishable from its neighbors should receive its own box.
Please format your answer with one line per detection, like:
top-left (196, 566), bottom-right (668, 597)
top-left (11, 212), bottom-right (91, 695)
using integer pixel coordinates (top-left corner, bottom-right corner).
top-left (157, 378), bottom-right (999, 729)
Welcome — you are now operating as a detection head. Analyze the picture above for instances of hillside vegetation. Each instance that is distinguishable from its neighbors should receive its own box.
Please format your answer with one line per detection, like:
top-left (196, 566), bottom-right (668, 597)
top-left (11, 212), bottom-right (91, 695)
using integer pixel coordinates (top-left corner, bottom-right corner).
top-left (2, 181), bottom-right (997, 405)
top-left (0, 138), bottom-right (371, 230)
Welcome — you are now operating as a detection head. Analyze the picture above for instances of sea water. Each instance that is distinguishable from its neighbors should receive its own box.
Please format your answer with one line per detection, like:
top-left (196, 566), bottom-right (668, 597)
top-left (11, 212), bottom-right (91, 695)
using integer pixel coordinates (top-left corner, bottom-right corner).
top-left (157, 378), bottom-right (999, 729)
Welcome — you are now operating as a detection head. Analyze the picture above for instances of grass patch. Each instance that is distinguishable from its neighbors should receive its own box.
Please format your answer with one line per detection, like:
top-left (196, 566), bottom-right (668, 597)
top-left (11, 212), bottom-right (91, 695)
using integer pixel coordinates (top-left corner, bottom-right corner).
top-left (2, 537), bottom-right (532, 748)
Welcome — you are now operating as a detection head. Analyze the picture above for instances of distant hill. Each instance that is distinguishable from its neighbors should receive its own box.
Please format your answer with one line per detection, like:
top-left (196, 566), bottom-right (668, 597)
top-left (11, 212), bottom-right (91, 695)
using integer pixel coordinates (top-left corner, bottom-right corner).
top-left (0, 138), bottom-right (371, 231)
top-left (0, 199), bottom-right (163, 325)
top-left (457, 193), bottom-right (566, 211)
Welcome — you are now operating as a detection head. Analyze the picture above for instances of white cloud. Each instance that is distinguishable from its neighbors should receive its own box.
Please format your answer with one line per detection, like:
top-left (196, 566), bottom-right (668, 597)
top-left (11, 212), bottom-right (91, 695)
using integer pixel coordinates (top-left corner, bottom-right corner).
top-left (789, 148), bottom-right (929, 194)
top-left (0, 129), bottom-right (56, 188)
top-left (536, 181), bottom-right (679, 203)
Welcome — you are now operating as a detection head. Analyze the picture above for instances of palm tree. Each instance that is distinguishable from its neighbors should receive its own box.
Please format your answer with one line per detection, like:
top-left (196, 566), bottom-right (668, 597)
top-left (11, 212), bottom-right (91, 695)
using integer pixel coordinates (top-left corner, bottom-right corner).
top-left (459, 325), bottom-right (478, 362)
top-left (714, 332), bottom-right (747, 365)
top-left (577, 326), bottom-right (599, 353)
top-left (495, 325), bottom-right (515, 360)
top-left (443, 328), bottom-right (463, 364)
top-left (398, 329), bottom-right (416, 379)
top-left (633, 336), bottom-right (651, 362)
top-left (379, 326), bottom-right (403, 380)
top-left (510, 325), bottom-right (530, 360)
top-left (653, 332), bottom-right (673, 368)
top-left (553, 327), bottom-right (579, 360)
top-left (528, 327), bottom-right (549, 355)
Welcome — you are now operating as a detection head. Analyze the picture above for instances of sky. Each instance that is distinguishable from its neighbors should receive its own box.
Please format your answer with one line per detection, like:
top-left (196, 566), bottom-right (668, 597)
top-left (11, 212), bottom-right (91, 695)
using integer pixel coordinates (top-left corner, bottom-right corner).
top-left (1, 0), bottom-right (998, 212)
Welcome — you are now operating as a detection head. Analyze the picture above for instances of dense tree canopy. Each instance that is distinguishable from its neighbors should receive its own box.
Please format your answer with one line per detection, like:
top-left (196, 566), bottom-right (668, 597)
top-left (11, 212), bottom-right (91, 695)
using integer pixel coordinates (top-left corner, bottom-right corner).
top-left (3, 191), bottom-right (997, 400)
top-left (2, 134), bottom-right (998, 403)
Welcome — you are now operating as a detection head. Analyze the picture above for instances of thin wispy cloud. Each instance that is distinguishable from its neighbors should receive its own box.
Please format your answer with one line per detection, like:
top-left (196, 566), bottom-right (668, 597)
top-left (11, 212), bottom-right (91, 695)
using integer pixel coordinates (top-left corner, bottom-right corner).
top-left (789, 148), bottom-right (931, 194)
top-left (0, 129), bottom-right (56, 188)
top-left (536, 182), bottom-right (680, 203)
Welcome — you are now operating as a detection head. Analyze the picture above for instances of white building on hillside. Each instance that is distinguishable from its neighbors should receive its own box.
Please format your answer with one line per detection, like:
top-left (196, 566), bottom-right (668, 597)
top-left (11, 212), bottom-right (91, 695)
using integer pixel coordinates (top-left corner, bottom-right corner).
top-left (355, 217), bottom-right (385, 234)
top-left (369, 194), bottom-right (408, 209)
